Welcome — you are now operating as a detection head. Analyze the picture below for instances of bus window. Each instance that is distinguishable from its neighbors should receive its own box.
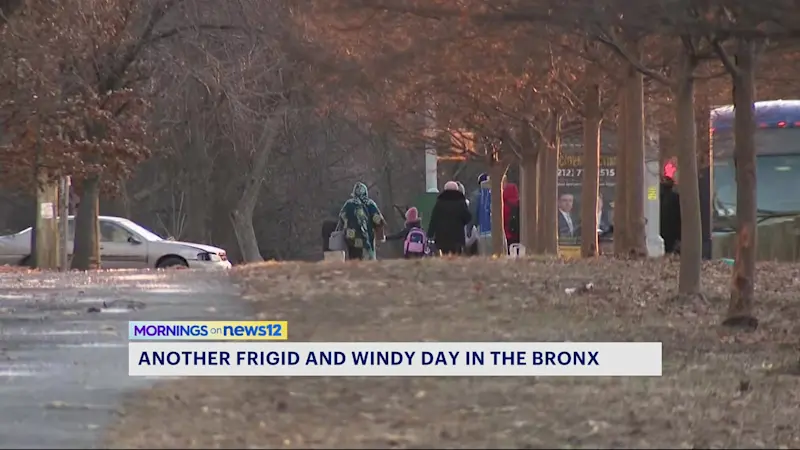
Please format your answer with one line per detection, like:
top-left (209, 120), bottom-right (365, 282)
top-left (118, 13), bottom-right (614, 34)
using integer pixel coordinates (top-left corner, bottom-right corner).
top-left (714, 155), bottom-right (800, 214)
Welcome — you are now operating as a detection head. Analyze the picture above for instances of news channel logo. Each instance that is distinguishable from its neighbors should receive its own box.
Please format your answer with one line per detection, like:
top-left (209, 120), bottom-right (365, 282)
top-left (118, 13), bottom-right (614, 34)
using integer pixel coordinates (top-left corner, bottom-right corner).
top-left (128, 321), bottom-right (288, 341)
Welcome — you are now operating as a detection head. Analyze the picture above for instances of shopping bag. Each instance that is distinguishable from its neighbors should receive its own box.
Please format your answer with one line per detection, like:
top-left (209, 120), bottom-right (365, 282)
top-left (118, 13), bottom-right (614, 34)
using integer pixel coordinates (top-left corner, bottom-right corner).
top-left (328, 224), bottom-right (347, 251)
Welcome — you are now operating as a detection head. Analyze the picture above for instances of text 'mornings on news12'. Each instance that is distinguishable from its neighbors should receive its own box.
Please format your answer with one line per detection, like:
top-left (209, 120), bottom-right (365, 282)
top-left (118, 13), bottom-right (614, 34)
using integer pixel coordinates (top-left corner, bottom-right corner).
top-left (127, 320), bottom-right (663, 377)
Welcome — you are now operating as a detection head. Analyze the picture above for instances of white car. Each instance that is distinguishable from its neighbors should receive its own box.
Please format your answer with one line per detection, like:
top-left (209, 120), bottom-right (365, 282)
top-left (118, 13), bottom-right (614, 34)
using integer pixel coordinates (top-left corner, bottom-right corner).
top-left (0, 215), bottom-right (232, 270)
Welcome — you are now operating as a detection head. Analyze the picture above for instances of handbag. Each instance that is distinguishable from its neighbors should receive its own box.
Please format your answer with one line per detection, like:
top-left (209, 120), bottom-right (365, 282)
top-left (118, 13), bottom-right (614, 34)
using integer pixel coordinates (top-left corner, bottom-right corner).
top-left (328, 222), bottom-right (347, 251)
top-left (465, 225), bottom-right (478, 246)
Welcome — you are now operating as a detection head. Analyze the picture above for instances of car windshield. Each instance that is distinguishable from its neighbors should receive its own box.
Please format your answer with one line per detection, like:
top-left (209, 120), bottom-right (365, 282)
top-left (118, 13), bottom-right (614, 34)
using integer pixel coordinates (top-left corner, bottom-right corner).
top-left (714, 154), bottom-right (800, 215)
top-left (117, 219), bottom-right (164, 242)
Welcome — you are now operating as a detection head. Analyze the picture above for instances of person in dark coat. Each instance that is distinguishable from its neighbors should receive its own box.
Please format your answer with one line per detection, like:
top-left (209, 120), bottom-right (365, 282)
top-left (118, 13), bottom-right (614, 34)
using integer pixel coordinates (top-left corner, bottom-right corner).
top-left (502, 182), bottom-right (521, 249)
top-left (660, 176), bottom-right (681, 254)
top-left (428, 181), bottom-right (472, 255)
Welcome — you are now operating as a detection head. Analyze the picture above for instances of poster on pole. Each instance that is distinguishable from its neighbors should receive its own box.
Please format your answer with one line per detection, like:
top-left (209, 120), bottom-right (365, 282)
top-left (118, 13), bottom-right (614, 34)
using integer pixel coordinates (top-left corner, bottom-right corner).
top-left (557, 153), bottom-right (617, 240)
top-left (40, 202), bottom-right (54, 219)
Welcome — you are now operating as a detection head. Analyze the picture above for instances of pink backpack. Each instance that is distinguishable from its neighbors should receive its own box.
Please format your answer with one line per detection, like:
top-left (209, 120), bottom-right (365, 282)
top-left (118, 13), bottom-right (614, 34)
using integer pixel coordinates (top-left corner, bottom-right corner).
top-left (404, 227), bottom-right (427, 256)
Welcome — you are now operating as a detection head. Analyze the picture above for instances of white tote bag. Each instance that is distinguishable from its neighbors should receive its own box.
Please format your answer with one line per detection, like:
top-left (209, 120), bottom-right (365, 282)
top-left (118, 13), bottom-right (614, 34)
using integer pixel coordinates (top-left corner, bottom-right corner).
top-left (328, 223), bottom-right (347, 251)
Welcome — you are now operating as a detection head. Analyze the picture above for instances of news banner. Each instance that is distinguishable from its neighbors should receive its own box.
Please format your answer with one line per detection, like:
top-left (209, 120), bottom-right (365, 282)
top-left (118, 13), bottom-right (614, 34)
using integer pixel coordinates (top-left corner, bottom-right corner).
top-left (128, 321), bottom-right (663, 377)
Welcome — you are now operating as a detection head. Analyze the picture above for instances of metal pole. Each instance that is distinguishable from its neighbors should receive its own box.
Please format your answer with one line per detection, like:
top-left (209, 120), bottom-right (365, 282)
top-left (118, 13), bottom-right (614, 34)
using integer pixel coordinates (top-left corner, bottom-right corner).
top-left (58, 176), bottom-right (71, 271)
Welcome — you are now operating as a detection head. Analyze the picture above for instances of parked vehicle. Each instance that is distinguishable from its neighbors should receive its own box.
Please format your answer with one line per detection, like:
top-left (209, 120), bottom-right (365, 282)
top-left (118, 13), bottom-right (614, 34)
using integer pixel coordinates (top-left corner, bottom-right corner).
top-left (0, 215), bottom-right (231, 270)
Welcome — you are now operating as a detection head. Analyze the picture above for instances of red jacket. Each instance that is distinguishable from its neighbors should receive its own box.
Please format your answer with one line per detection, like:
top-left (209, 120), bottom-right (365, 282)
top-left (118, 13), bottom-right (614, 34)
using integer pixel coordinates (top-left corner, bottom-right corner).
top-left (502, 183), bottom-right (520, 242)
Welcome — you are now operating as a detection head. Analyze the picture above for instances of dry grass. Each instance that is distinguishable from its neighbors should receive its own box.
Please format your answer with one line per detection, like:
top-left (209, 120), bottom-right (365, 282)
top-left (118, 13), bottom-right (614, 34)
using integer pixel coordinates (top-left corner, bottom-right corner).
top-left (106, 257), bottom-right (800, 449)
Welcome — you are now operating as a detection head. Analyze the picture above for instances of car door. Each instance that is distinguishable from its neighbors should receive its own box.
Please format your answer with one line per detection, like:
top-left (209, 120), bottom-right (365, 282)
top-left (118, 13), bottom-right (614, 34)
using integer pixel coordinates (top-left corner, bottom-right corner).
top-left (99, 220), bottom-right (149, 269)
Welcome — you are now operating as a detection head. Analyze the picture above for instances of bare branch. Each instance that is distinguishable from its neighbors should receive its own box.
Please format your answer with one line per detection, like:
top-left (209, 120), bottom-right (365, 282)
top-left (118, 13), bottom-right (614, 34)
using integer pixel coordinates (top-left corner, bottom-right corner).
top-left (712, 38), bottom-right (740, 77)
top-left (594, 29), bottom-right (673, 86)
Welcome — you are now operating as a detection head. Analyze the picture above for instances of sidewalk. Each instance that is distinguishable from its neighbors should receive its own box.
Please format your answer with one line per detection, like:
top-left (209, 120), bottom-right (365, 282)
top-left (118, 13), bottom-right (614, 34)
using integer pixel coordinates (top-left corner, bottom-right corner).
top-left (0, 269), bottom-right (248, 449)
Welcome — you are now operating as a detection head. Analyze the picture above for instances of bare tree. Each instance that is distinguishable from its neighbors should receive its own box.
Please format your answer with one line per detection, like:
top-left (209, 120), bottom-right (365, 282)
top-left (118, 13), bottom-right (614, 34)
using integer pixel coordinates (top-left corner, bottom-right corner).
top-left (580, 82), bottom-right (601, 257)
top-left (716, 38), bottom-right (759, 328)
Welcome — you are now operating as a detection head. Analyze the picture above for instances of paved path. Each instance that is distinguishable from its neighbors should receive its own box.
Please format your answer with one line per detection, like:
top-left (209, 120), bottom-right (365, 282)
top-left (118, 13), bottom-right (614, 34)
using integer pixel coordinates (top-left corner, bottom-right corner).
top-left (0, 269), bottom-right (248, 449)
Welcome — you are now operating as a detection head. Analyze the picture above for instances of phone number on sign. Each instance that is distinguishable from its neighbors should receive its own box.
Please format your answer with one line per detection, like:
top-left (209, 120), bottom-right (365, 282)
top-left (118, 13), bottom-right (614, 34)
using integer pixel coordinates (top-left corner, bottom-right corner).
top-left (558, 168), bottom-right (616, 178)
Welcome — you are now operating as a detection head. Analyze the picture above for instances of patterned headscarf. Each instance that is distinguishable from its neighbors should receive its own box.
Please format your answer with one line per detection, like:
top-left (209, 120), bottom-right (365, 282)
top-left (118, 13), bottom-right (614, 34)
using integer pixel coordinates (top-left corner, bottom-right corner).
top-left (352, 182), bottom-right (370, 206)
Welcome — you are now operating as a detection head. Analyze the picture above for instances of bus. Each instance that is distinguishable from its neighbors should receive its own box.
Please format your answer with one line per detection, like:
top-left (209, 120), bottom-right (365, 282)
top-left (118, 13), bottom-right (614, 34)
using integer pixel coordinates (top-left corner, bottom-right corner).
top-left (711, 100), bottom-right (800, 232)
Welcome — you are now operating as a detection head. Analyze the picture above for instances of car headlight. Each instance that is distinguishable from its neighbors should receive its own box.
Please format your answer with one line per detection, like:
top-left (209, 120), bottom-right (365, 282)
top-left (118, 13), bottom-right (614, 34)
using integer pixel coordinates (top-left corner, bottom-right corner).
top-left (197, 252), bottom-right (221, 262)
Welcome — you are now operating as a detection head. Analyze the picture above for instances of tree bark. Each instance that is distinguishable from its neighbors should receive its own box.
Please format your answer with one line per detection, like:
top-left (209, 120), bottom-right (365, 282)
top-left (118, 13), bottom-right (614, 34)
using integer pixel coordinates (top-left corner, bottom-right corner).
top-left (536, 143), bottom-right (548, 254)
top-left (229, 114), bottom-right (282, 263)
top-left (614, 89), bottom-right (629, 256)
top-left (541, 114), bottom-right (561, 254)
top-left (674, 53), bottom-right (703, 296)
top-left (724, 39), bottom-right (758, 329)
top-left (34, 174), bottom-right (59, 270)
top-left (520, 147), bottom-right (540, 254)
top-left (71, 176), bottom-right (100, 270)
top-left (581, 83), bottom-right (601, 257)
top-left (626, 69), bottom-right (647, 257)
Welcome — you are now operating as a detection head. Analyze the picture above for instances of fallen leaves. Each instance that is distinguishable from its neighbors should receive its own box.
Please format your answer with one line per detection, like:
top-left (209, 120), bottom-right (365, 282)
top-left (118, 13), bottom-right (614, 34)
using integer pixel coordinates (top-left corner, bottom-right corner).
top-left (105, 257), bottom-right (800, 449)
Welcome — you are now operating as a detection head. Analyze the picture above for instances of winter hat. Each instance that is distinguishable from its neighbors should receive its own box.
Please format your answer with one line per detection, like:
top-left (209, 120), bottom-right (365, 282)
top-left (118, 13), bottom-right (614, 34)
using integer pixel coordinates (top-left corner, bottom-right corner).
top-left (405, 207), bottom-right (420, 223)
top-left (443, 181), bottom-right (460, 191)
top-left (477, 173), bottom-right (489, 184)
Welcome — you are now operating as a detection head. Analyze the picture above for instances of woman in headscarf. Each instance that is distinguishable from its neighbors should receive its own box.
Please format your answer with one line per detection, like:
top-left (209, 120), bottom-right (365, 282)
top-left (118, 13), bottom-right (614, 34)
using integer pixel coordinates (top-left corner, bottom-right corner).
top-left (338, 182), bottom-right (386, 260)
top-left (428, 181), bottom-right (472, 255)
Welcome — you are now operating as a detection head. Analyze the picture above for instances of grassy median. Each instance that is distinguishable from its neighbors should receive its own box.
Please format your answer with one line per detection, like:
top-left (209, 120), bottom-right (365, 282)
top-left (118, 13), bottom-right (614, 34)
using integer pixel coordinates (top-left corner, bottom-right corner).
top-left (106, 257), bottom-right (800, 448)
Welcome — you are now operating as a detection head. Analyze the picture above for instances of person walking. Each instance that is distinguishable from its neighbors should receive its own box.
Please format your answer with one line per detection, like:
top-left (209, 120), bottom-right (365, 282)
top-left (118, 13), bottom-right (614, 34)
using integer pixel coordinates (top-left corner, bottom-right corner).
top-left (465, 173), bottom-right (488, 255)
top-left (468, 173), bottom-right (488, 231)
top-left (337, 182), bottom-right (386, 260)
top-left (428, 181), bottom-right (471, 255)
top-left (660, 176), bottom-right (681, 254)
top-left (502, 182), bottom-right (521, 251)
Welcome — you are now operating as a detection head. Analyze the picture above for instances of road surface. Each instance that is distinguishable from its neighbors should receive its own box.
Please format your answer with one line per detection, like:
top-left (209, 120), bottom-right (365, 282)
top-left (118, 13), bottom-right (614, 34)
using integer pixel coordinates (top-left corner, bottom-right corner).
top-left (0, 269), bottom-right (246, 449)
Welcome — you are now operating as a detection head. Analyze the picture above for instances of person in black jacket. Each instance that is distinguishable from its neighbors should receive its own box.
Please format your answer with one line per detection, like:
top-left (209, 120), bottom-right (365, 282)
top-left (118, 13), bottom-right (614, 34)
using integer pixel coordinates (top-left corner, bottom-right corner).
top-left (428, 181), bottom-right (472, 255)
top-left (660, 176), bottom-right (681, 254)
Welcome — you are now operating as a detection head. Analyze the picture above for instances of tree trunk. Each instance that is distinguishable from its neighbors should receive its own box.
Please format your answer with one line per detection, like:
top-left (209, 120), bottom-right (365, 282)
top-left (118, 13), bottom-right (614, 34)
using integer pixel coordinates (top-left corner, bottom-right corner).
top-left (542, 114), bottom-right (560, 254)
top-left (626, 69), bottom-right (647, 257)
top-left (614, 89), bottom-right (629, 256)
top-left (581, 84), bottom-right (601, 257)
top-left (695, 88), bottom-right (713, 260)
top-left (520, 149), bottom-right (540, 254)
top-left (674, 56), bottom-right (703, 296)
top-left (724, 39), bottom-right (758, 329)
top-left (230, 207), bottom-right (262, 263)
top-left (71, 176), bottom-right (100, 270)
top-left (489, 157), bottom-right (507, 256)
top-left (536, 145), bottom-right (548, 254)
top-left (229, 115), bottom-right (282, 263)
top-left (34, 170), bottom-right (59, 270)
